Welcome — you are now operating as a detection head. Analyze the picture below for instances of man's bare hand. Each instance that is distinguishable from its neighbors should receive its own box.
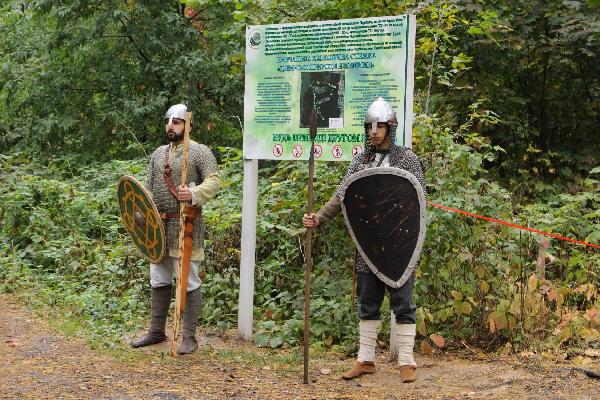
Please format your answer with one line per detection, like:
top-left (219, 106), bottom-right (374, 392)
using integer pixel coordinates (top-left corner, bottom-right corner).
top-left (302, 213), bottom-right (320, 228)
top-left (177, 185), bottom-right (193, 202)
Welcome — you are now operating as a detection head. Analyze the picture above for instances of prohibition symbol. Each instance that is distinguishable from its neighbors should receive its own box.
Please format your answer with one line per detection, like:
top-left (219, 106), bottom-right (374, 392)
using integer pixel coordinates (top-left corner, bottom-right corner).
top-left (292, 144), bottom-right (303, 158)
top-left (352, 145), bottom-right (363, 157)
top-left (313, 144), bottom-right (322, 158)
top-left (273, 144), bottom-right (283, 157)
top-left (332, 144), bottom-right (343, 158)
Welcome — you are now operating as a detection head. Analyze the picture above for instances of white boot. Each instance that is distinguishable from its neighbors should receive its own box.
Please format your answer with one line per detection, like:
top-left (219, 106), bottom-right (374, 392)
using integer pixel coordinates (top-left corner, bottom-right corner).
top-left (357, 319), bottom-right (381, 362)
top-left (396, 323), bottom-right (417, 383)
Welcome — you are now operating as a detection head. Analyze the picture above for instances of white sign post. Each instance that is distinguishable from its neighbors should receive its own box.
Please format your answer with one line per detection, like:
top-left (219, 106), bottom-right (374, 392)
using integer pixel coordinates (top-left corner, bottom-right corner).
top-left (237, 158), bottom-right (258, 340)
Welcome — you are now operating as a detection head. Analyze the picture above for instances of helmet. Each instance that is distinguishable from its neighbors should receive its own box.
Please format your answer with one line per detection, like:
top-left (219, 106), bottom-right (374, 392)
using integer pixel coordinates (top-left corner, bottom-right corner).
top-left (165, 104), bottom-right (187, 126)
top-left (364, 97), bottom-right (397, 134)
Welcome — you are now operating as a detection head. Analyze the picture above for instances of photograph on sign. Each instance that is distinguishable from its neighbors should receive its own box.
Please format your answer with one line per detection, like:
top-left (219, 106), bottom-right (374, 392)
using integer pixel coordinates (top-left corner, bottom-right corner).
top-left (243, 15), bottom-right (415, 161)
top-left (299, 71), bottom-right (345, 129)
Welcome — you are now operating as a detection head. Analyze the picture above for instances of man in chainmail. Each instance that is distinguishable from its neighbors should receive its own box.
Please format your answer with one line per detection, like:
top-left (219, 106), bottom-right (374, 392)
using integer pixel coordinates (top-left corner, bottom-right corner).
top-left (131, 104), bottom-right (220, 355)
top-left (302, 97), bottom-right (425, 383)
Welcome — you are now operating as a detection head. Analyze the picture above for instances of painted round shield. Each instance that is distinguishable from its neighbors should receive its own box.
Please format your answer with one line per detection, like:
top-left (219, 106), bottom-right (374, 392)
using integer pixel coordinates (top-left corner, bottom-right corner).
top-left (116, 175), bottom-right (166, 263)
top-left (340, 167), bottom-right (426, 288)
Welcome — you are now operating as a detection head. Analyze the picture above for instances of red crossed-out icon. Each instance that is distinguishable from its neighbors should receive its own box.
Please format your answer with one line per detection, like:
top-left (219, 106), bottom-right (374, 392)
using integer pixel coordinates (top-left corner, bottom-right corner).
top-left (352, 145), bottom-right (363, 157)
top-left (292, 144), bottom-right (303, 158)
top-left (313, 144), bottom-right (322, 158)
top-left (273, 144), bottom-right (283, 157)
top-left (332, 145), bottom-right (343, 158)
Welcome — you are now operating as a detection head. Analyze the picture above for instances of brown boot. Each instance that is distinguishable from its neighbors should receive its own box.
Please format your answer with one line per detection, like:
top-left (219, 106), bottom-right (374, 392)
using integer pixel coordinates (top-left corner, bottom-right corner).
top-left (399, 365), bottom-right (417, 383)
top-left (177, 287), bottom-right (202, 355)
top-left (131, 285), bottom-right (172, 348)
top-left (341, 361), bottom-right (376, 380)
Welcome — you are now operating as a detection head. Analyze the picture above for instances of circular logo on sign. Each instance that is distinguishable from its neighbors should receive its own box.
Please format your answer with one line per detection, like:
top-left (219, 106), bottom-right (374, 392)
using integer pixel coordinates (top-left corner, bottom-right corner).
top-left (273, 144), bottom-right (283, 157)
top-left (248, 29), bottom-right (262, 49)
top-left (352, 145), bottom-right (363, 157)
top-left (332, 145), bottom-right (343, 158)
top-left (292, 144), bottom-right (303, 158)
top-left (313, 144), bottom-right (322, 158)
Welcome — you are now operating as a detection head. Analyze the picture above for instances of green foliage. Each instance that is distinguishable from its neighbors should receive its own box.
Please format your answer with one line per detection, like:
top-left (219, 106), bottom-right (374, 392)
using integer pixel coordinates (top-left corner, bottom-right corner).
top-left (0, 154), bottom-right (149, 346)
top-left (0, 0), bottom-right (245, 159)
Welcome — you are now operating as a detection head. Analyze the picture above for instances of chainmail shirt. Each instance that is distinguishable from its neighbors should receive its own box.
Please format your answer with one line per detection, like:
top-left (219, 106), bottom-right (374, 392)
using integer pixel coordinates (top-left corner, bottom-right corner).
top-left (146, 141), bottom-right (219, 255)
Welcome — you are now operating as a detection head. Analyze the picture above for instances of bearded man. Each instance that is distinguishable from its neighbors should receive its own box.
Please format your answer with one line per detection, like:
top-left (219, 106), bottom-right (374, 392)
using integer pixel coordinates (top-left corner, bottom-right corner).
top-left (302, 97), bottom-right (425, 382)
top-left (131, 104), bottom-right (220, 355)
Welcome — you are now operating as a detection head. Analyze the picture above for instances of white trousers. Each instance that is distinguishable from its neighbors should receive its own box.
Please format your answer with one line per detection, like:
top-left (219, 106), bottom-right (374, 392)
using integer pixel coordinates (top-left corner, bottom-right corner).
top-left (150, 256), bottom-right (202, 292)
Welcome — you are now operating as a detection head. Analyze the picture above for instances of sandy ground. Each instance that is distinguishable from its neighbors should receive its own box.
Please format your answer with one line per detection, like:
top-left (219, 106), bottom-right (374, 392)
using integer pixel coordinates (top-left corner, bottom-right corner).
top-left (1, 294), bottom-right (599, 400)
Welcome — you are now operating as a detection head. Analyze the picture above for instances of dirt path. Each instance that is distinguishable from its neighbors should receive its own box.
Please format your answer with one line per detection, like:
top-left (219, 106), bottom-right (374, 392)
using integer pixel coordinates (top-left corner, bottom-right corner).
top-left (1, 294), bottom-right (598, 400)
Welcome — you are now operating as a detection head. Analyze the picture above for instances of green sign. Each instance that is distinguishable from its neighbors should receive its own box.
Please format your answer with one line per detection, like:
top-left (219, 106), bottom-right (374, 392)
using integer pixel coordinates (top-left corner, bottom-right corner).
top-left (244, 15), bottom-right (416, 161)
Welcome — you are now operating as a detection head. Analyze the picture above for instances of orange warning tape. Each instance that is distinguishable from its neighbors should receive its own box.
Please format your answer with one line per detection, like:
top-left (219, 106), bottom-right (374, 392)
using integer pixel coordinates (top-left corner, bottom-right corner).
top-left (426, 201), bottom-right (600, 250)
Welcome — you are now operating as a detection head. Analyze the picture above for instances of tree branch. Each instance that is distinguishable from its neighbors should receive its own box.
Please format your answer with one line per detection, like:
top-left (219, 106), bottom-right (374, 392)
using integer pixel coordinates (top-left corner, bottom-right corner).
top-left (117, 18), bottom-right (165, 89)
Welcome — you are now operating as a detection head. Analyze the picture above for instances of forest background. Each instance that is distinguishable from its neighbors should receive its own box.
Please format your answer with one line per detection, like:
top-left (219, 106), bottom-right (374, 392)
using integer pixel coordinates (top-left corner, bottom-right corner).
top-left (0, 0), bottom-right (599, 357)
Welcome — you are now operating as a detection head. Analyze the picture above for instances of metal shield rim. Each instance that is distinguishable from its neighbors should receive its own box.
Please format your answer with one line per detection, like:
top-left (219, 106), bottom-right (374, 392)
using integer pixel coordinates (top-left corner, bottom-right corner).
top-left (339, 167), bottom-right (427, 288)
top-left (116, 175), bottom-right (166, 264)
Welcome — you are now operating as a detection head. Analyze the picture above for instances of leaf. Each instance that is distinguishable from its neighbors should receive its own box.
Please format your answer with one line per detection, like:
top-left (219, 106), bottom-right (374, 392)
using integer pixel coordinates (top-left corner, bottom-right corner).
top-left (430, 334), bottom-right (445, 348)
top-left (262, 320), bottom-right (276, 330)
top-left (468, 26), bottom-right (484, 35)
top-left (488, 317), bottom-right (496, 333)
top-left (461, 301), bottom-right (473, 315)
top-left (479, 281), bottom-right (489, 294)
top-left (319, 367), bottom-right (332, 375)
top-left (489, 311), bottom-right (507, 330)
top-left (323, 336), bottom-right (333, 346)
top-left (417, 320), bottom-right (427, 336)
top-left (420, 341), bottom-right (435, 355)
top-left (450, 290), bottom-right (463, 301)
top-left (527, 274), bottom-right (538, 293)
top-left (269, 336), bottom-right (283, 348)
top-left (560, 327), bottom-right (572, 341)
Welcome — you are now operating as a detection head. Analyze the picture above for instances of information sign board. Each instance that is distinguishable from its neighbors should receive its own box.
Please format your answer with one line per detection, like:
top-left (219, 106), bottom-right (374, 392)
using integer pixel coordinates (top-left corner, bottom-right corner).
top-left (244, 15), bottom-right (416, 161)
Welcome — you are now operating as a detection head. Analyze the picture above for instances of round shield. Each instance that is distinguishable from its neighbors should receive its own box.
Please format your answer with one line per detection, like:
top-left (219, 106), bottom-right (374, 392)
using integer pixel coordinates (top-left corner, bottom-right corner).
top-left (116, 175), bottom-right (166, 263)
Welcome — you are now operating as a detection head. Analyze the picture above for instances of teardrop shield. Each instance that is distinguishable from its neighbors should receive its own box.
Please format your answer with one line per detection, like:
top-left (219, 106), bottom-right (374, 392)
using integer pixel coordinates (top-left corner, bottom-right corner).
top-left (117, 175), bottom-right (166, 264)
top-left (339, 167), bottom-right (426, 288)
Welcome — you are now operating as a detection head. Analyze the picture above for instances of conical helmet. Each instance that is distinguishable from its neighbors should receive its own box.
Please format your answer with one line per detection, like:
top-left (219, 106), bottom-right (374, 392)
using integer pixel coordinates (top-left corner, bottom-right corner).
top-left (364, 97), bottom-right (397, 134)
top-left (164, 104), bottom-right (187, 125)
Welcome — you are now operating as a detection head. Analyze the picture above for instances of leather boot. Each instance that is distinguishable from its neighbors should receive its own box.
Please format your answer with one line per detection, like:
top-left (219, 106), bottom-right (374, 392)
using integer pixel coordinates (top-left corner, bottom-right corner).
top-left (399, 365), bottom-right (417, 383)
top-left (177, 287), bottom-right (202, 355)
top-left (342, 361), bottom-right (376, 380)
top-left (131, 285), bottom-right (172, 348)
top-left (396, 323), bottom-right (417, 383)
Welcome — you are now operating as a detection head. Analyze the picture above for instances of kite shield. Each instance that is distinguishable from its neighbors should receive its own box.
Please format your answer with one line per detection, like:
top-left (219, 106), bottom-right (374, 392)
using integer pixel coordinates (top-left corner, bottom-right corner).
top-left (117, 175), bottom-right (166, 264)
top-left (340, 167), bottom-right (426, 288)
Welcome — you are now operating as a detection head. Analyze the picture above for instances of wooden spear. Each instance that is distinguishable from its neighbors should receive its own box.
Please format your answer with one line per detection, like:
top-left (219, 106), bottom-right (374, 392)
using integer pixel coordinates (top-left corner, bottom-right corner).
top-left (171, 110), bottom-right (193, 357)
top-left (303, 109), bottom-right (317, 384)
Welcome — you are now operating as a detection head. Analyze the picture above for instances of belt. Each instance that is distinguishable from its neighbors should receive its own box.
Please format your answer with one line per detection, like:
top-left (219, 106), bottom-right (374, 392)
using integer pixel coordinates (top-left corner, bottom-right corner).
top-left (160, 213), bottom-right (179, 219)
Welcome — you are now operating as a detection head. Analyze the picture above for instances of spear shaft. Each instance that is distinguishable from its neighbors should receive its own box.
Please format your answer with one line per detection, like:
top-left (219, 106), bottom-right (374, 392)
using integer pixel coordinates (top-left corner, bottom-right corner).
top-left (303, 109), bottom-right (317, 384)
